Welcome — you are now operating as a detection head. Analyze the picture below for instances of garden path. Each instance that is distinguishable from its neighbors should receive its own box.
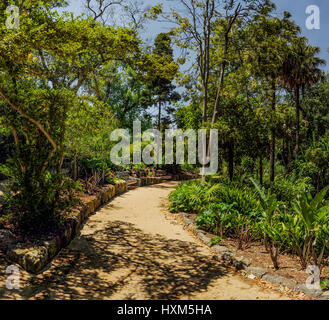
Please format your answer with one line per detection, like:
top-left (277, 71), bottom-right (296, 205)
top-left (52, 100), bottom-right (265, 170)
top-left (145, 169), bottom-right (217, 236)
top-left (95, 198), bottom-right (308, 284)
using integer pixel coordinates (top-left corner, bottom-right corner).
top-left (0, 181), bottom-right (300, 300)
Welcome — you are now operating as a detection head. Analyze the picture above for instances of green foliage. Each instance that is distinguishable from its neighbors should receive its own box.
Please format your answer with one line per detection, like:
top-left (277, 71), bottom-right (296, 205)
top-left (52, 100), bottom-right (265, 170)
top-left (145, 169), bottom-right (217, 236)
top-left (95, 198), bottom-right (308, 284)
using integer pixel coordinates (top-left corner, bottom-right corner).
top-left (283, 186), bottom-right (329, 268)
top-left (264, 174), bottom-right (313, 205)
top-left (169, 180), bottom-right (209, 213)
top-left (297, 136), bottom-right (329, 192)
top-left (171, 180), bottom-right (261, 249)
top-left (210, 236), bottom-right (222, 245)
top-left (1, 162), bottom-right (82, 234)
top-left (251, 177), bottom-right (285, 268)
top-left (170, 178), bottom-right (329, 270)
top-left (207, 181), bottom-right (260, 217)
top-left (0, 1), bottom-right (144, 234)
top-left (196, 203), bottom-right (237, 236)
top-left (321, 279), bottom-right (329, 291)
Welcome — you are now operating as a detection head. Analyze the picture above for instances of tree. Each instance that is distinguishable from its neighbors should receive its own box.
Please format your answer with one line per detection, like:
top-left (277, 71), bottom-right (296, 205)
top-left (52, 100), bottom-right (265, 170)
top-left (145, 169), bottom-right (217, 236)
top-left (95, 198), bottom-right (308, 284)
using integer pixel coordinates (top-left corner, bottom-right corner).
top-left (85, 0), bottom-right (156, 30)
top-left (246, 11), bottom-right (299, 182)
top-left (0, 0), bottom-right (142, 232)
top-left (147, 33), bottom-right (180, 130)
top-left (168, 0), bottom-right (269, 126)
top-left (281, 37), bottom-right (325, 155)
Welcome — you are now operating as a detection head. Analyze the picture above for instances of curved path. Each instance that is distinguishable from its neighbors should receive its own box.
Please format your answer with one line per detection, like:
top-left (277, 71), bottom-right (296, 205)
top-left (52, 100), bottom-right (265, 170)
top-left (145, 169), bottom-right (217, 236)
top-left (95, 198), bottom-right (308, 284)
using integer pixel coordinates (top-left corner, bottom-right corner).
top-left (0, 182), bottom-right (298, 300)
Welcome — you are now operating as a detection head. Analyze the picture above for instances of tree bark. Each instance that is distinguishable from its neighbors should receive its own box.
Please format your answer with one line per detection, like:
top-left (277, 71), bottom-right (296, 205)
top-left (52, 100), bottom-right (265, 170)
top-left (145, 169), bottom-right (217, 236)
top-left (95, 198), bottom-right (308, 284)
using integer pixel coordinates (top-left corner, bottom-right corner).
top-left (295, 85), bottom-right (300, 155)
top-left (158, 100), bottom-right (162, 131)
top-left (228, 141), bottom-right (234, 182)
top-left (270, 81), bottom-right (276, 183)
top-left (73, 150), bottom-right (78, 181)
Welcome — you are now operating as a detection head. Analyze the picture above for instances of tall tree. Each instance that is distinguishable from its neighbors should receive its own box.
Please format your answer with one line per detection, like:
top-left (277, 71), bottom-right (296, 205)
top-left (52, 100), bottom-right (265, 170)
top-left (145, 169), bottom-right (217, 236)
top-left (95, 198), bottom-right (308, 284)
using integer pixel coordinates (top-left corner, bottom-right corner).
top-left (246, 11), bottom-right (299, 182)
top-left (147, 33), bottom-right (180, 130)
top-left (281, 37), bottom-right (325, 155)
top-left (168, 0), bottom-right (270, 126)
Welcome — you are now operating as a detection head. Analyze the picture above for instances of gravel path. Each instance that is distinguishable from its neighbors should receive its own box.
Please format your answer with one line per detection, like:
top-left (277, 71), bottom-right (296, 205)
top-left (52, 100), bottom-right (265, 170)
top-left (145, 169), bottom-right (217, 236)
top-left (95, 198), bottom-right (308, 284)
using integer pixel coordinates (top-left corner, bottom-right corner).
top-left (0, 181), bottom-right (299, 300)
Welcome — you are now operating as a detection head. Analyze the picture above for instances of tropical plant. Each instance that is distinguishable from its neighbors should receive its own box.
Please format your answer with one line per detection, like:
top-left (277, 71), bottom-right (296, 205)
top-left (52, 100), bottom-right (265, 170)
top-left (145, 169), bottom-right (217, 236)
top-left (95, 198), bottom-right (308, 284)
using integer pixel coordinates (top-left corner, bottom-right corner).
top-left (283, 185), bottom-right (329, 269)
top-left (251, 177), bottom-right (283, 269)
top-left (169, 181), bottom-right (209, 213)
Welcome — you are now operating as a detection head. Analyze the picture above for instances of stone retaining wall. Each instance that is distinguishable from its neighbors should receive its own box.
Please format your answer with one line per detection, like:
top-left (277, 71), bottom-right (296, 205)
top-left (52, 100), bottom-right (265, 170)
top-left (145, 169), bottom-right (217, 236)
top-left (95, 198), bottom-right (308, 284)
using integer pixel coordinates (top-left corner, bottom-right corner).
top-left (4, 174), bottom-right (198, 274)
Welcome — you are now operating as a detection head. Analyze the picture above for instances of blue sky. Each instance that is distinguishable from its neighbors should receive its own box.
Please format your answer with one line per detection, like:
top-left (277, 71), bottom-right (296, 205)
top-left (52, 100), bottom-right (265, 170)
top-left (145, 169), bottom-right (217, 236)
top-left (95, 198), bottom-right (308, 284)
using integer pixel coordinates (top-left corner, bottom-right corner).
top-left (62, 0), bottom-right (329, 71)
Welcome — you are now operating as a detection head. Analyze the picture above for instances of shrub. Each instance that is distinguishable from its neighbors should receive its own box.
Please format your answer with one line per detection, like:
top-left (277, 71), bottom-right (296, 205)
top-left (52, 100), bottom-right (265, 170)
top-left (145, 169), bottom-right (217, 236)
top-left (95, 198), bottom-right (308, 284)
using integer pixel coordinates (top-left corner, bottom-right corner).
top-left (170, 180), bottom-right (261, 250)
top-left (169, 180), bottom-right (210, 213)
top-left (240, 156), bottom-right (255, 175)
top-left (196, 203), bottom-right (237, 236)
top-left (207, 181), bottom-right (260, 217)
top-left (1, 165), bottom-right (82, 235)
top-left (283, 186), bottom-right (329, 269)
top-left (265, 174), bottom-right (313, 205)
top-left (251, 178), bottom-right (286, 269)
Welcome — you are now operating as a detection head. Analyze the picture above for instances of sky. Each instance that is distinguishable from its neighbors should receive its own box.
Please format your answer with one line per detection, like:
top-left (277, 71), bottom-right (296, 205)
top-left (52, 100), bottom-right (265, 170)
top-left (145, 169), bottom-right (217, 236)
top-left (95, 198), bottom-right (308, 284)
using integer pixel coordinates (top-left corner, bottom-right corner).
top-left (61, 0), bottom-right (329, 71)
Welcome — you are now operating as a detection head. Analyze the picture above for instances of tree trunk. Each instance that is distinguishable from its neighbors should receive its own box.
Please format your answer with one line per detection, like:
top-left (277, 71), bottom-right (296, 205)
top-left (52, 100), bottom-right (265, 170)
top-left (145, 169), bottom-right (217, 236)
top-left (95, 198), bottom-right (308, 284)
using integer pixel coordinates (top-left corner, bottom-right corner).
top-left (158, 100), bottom-right (162, 131)
top-left (287, 139), bottom-right (292, 172)
top-left (73, 150), bottom-right (78, 181)
top-left (259, 155), bottom-right (263, 186)
top-left (295, 85), bottom-right (300, 155)
top-left (270, 82), bottom-right (276, 183)
top-left (228, 141), bottom-right (234, 182)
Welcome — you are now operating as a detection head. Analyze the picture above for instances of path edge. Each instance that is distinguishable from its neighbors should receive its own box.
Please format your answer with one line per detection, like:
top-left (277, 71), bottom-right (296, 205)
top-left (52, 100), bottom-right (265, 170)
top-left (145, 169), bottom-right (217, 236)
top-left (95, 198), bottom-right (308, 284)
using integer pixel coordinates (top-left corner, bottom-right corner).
top-left (174, 212), bottom-right (327, 300)
top-left (4, 174), bottom-right (198, 274)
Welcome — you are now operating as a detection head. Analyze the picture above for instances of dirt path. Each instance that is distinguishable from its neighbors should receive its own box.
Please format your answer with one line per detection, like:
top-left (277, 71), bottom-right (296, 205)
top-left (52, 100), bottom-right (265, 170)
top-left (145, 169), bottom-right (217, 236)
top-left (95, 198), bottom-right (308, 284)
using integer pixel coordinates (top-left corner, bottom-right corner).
top-left (0, 182), bottom-right (300, 300)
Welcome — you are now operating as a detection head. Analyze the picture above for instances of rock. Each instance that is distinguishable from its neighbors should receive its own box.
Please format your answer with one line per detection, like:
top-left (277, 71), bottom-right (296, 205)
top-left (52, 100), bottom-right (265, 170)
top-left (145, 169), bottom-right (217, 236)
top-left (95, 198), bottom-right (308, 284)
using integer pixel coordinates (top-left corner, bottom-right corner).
top-left (84, 201), bottom-right (95, 218)
top-left (245, 266), bottom-right (267, 278)
top-left (43, 239), bottom-right (58, 259)
top-left (93, 197), bottom-right (102, 210)
top-left (0, 230), bottom-right (17, 252)
top-left (233, 256), bottom-right (251, 270)
top-left (295, 284), bottom-right (323, 298)
top-left (183, 215), bottom-right (194, 225)
top-left (262, 273), bottom-right (297, 290)
top-left (24, 247), bottom-right (50, 273)
top-left (115, 180), bottom-right (127, 194)
top-left (197, 232), bottom-right (211, 246)
top-left (7, 246), bottom-right (49, 274)
top-left (188, 224), bottom-right (198, 234)
top-left (221, 252), bottom-right (234, 263)
top-left (212, 244), bottom-right (231, 255)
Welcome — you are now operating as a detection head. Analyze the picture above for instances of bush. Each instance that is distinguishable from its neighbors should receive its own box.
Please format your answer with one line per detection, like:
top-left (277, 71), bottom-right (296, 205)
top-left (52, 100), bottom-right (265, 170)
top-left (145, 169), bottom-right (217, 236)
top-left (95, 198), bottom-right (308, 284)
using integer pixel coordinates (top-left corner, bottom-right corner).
top-left (282, 186), bottom-right (329, 269)
top-left (265, 174), bottom-right (313, 205)
top-left (170, 180), bottom-right (261, 249)
top-left (169, 179), bottom-right (329, 271)
top-left (207, 181), bottom-right (260, 217)
top-left (1, 159), bottom-right (82, 235)
top-left (196, 203), bottom-right (237, 236)
top-left (169, 180), bottom-right (210, 213)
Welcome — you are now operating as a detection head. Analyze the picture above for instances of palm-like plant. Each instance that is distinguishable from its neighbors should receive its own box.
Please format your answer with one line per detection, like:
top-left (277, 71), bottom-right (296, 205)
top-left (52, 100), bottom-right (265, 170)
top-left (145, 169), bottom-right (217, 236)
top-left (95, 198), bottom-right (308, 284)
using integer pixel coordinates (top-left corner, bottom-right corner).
top-left (281, 37), bottom-right (326, 155)
top-left (250, 178), bottom-right (282, 269)
top-left (286, 185), bottom-right (329, 269)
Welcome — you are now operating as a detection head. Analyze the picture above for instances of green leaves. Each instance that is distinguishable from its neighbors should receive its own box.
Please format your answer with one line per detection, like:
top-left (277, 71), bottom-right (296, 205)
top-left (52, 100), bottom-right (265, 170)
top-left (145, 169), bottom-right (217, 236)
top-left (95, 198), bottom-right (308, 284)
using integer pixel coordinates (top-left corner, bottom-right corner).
top-left (0, 1), bottom-right (145, 233)
top-left (250, 177), bottom-right (278, 220)
top-left (293, 185), bottom-right (329, 231)
top-left (283, 186), bottom-right (329, 268)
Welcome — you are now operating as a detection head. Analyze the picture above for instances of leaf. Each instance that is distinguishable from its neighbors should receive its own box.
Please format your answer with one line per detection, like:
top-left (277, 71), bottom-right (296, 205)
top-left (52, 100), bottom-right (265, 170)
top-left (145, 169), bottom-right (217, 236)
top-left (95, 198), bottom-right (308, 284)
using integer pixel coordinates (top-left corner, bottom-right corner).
top-left (311, 185), bottom-right (329, 210)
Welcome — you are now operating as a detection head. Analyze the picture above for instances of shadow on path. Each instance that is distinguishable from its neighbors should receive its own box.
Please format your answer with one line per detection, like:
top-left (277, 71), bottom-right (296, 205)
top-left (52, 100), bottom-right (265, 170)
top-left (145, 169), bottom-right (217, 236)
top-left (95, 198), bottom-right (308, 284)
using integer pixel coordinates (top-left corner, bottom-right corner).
top-left (0, 220), bottom-right (230, 300)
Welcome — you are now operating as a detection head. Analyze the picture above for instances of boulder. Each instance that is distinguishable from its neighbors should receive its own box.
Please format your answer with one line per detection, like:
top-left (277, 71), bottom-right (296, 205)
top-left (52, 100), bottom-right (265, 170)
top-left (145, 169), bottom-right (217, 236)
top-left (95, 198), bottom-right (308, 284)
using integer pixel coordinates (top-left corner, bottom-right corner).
top-left (7, 246), bottom-right (49, 274)
top-left (0, 230), bottom-right (17, 252)
top-left (245, 266), bottom-right (268, 278)
top-left (262, 273), bottom-right (297, 290)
